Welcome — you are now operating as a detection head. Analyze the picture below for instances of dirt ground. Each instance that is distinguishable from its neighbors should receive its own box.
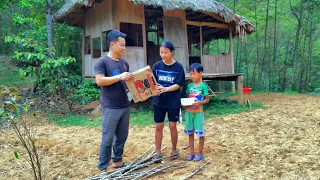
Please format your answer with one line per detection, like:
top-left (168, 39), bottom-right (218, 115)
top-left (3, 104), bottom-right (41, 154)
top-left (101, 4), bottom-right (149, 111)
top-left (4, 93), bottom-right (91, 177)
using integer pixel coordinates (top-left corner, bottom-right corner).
top-left (1, 93), bottom-right (320, 179)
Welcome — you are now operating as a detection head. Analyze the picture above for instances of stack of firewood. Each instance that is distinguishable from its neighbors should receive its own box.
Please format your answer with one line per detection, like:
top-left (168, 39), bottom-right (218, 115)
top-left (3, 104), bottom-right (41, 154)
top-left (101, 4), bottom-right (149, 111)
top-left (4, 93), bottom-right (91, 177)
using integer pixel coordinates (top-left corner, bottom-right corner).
top-left (86, 146), bottom-right (210, 180)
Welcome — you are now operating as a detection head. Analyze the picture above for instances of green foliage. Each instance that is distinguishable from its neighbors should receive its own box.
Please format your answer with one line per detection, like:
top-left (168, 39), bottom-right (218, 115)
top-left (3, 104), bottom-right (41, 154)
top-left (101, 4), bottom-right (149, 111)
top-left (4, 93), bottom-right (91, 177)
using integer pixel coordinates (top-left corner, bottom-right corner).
top-left (0, 85), bottom-right (43, 179)
top-left (69, 79), bottom-right (100, 105)
top-left (48, 114), bottom-right (101, 128)
top-left (314, 88), bottom-right (320, 93)
top-left (0, 0), bottom-right (82, 67)
top-left (0, 86), bottom-right (21, 123)
top-left (0, 58), bottom-right (33, 86)
top-left (4, 35), bottom-right (98, 111)
top-left (4, 34), bottom-right (99, 108)
top-left (5, 35), bottom-right (76, 86)
top-left (220, 0), bottom-right (320, 93)
top-left (130, 103), bottom-right (154, 126)
top-left (1, 0), bottom-right (319, 95)
top-left (130, 111), bottom-right (154, 126)
top-left (282, 91), bottom-right (300, 95)
top-left (204, 96), bottom-right (263, 119)
top-left (14, 151), bottom-right (19, 159)
top-left (48, 96), bottom-right (264, 128)
top-left (309, 87), bottom-right (320, 96)
top-left (48, 103), bottom-right (155, 127)
top-left (0, 85), bottom-right (37, 123)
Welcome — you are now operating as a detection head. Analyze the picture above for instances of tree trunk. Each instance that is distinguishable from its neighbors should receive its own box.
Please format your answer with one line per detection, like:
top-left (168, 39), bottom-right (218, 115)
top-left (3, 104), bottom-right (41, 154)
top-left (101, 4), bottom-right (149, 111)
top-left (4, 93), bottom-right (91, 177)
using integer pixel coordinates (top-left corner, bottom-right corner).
top-left (46, 0), bottom-right (54, 57)
top-left (299, 4), bottom-right (311, 92)
top-left (290, 0), bottom-right (304, 90)
top-left (282, 41), bottom-right (290, 91)
top-left (235, 39), bottom-right (239, 73)
top-left (234, 0), bottom-right (239, 73)
top-left (238, 40), bottom-right (242, 73)
top-left (258, 0), bottom-right (269, 90)
top-left (251, 1), bottom-right (260, 89)
top-left (245, 41), bottom-right (249, 87)
top-left (306, 12), bottom-right (313, 91)
top-left (273, 0), bottom-right (278, 91)
top-left (268, 30), bottom-right (271, 91)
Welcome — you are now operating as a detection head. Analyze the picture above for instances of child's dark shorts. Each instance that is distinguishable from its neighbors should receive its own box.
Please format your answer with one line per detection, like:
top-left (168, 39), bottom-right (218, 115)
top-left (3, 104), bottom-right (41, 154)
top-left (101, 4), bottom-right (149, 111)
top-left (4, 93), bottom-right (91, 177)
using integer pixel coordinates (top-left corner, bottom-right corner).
top-left (154, 105), bottom-right (180, 123)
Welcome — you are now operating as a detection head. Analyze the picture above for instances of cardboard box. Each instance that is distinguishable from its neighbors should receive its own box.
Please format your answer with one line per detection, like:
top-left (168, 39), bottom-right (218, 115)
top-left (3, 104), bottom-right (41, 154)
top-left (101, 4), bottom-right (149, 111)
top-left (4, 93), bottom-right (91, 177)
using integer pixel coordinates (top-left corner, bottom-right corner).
top-left (125, 66), bottom-right (158, 103)
top-left (181, 98), bottom-right (196, 106)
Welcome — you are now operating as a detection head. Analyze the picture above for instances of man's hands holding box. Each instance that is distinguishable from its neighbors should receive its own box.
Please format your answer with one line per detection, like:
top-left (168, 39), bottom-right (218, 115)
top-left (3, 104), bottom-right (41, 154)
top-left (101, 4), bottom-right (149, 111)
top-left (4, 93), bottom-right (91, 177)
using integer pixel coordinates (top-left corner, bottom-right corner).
top-left (119, 72), bottom-right (134, 81)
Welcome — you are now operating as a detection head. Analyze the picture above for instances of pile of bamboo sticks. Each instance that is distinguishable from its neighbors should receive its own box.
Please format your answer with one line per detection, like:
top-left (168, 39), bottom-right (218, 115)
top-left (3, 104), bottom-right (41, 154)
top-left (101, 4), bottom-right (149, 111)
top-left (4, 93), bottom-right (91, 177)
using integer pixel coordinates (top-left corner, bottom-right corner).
top-left (86, 146), bottom-right (210, 180)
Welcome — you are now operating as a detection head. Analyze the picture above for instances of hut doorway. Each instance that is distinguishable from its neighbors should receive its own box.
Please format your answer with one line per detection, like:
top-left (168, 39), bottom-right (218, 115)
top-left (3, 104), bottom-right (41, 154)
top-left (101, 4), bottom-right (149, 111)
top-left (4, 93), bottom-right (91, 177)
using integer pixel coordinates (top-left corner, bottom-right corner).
top-left (187, 25), bottom-right (201, 66)
top-left (144, 6), bottom-right (163, 68)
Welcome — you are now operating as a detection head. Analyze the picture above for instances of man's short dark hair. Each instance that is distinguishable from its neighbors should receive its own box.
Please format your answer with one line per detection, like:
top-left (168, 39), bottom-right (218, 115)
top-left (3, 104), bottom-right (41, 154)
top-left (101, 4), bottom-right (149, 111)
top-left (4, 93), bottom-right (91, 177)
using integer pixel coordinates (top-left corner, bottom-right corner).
top-left (189, 63), bottom-right (204, 73)
top-left (107, 30), bottom-right (127, 47)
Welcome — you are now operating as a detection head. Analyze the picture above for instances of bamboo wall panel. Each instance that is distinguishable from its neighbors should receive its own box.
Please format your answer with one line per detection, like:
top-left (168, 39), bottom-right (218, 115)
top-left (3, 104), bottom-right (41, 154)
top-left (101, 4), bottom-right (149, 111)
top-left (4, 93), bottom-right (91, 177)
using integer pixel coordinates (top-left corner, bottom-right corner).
top-left (163, 10), bottom-right (189, 70)
top-left (124, 47), bottom-right (145, 72)
top-left (91, 58), bottom-right (99, 77)
top-left (202, 53), bottom-right (232, 73)
top-left (84, 10), bottom-right (92, 36)
top-left (84, 54), bottom-right (92, 77)
top-left (163, 16), bottom-right (187, 70)
top-left (100, 0), bottom-right (113, 30)
top-left (117, 0), bottom-right (144, 24)
top-left (93, 3), bottom-right (102, 38)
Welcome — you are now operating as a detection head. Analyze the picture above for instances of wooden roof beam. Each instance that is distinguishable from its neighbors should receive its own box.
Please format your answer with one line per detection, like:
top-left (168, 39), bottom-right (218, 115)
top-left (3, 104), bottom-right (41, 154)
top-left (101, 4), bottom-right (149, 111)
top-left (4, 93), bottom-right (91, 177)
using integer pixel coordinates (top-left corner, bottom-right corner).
top-left (199, 11), bottom-right (225, 23)
top-left (186, 21), bottom-right (228, 29)
top-left (144, 9), bottom-right (163, 13)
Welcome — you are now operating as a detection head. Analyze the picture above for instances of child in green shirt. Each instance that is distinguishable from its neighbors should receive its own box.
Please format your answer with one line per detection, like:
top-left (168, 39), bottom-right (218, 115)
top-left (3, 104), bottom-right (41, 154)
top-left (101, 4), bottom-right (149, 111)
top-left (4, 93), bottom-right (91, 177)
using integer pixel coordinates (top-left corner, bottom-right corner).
top-left (184, 63), bottom-right (209, 162)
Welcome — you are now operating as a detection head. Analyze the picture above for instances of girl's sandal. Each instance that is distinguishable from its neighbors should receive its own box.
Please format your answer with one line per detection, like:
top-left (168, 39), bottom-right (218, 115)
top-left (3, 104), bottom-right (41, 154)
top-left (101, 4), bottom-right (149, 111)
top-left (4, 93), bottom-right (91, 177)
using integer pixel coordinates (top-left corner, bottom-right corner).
top-left (194, 154), bottom-right (204, 162)
top-left (185, 154), bottom-right (195, 161)
top-left (153, 154), bottom-right (163, 163)
top-left (170, 151), bottom-right (179, 160)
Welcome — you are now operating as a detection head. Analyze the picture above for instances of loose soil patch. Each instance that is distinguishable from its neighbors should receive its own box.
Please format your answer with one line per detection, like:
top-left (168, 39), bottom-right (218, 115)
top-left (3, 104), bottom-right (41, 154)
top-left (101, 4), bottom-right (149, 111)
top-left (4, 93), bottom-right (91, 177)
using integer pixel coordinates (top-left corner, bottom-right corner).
top-left (1, 93), bottom-right (320, 179)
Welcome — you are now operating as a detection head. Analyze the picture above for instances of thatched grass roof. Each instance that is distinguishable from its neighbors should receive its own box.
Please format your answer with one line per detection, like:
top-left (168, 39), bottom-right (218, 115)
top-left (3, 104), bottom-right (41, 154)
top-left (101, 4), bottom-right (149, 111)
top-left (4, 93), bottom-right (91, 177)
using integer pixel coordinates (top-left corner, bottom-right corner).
top-left (133, 0), bottom-right (236, 23)
top-left (54, 0), bottom-right (255, 37)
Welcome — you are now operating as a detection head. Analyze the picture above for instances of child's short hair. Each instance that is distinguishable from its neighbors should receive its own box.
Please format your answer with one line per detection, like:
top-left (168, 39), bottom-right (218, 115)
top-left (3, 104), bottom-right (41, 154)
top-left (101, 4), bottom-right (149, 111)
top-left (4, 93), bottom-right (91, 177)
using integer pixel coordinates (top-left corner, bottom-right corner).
top-left (189, 63), bottom-right (204, 73)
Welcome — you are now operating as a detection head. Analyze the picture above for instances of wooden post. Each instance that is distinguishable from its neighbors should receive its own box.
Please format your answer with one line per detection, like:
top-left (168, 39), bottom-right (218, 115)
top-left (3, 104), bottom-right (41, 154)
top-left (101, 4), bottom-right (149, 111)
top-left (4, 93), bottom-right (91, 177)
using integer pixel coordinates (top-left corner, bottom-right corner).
top-left (200, 26), bottom-right (203, 64)
top-left (157, 18), bottom-right (160, 46)
top-left (142, 6), bottom-right (147, 66)
top-left (229, 25), bottom-right (236, 93)
top-left (82, 30), bottom-right (85, 77)
top-left (112, 0), bottom-right (117, 29)
top-left (216, 39), bottom-right (220, 54)
top-left (237, 75), bottom-right (244, 105)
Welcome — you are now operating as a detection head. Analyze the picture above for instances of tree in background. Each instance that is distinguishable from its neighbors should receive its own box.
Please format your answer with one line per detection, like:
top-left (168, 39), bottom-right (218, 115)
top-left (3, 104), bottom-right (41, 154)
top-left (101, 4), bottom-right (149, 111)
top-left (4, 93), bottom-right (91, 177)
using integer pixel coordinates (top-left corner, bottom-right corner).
top-left (3, 0), bottom-right (99, 109)
top-left (1, 0), bottom-right (320, 93)
top-left (0, 0), bottom-right (82, 60)
top-left (223, 0), bottom-right (320, 93)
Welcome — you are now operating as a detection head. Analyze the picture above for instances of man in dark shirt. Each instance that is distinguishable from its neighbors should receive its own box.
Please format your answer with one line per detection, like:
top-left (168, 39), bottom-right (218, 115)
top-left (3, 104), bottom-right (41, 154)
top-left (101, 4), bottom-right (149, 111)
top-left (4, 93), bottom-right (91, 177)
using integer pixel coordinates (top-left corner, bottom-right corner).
top-left (94, 30), bottom-right (133, 171)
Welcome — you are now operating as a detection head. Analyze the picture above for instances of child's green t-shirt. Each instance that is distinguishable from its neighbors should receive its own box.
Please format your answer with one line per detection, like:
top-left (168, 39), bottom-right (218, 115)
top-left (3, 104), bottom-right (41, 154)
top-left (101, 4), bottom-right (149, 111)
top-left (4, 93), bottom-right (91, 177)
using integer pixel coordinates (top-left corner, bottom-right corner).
top-left (185, 82), bottom-right (209, 113)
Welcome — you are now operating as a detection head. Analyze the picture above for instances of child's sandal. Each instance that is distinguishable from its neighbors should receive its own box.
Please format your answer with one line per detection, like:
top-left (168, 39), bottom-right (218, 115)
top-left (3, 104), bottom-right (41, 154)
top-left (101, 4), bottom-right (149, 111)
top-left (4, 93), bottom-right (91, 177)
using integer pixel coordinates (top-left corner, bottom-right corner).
top-left (185, 154), bottom-right (195, 161)
top-left (194, 154), bottom-right (204, 162)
